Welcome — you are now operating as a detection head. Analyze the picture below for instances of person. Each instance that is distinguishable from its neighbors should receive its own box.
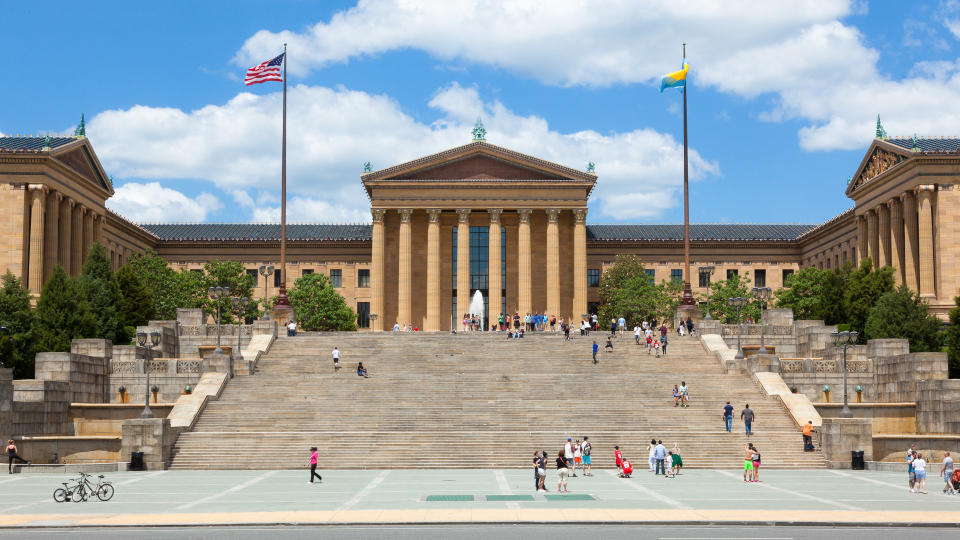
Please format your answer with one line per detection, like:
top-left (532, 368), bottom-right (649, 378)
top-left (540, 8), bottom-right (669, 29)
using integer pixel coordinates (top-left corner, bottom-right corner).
top-left (673, 385), bottom-right (680, 407)
top-left (539, 450), bottom-right (548, 491)
top-left (744, 443), bottom-right (756, 482)
top-left (393, 322), bottom-right (400, 331)
top-left (609, 318), bottom-right (617, 336)
top-left (605, 337), bottom-right (613, 352)
top-left (591, 313), bottom-right (598, 331)
top-left (619, 457), bottom-right (633, 478)
top-left (615, 445), bottom-right (624, 475)
top-left (907, 448), bottom-right (917, 492)
top-left (661, 334), bottom-right (668, 355)
top-left (952, 469), bottom-right (960, 493)
top-left (533, 450), bottom-right (544, 492)
top-left (357, 362), bottom-right (368, 378)
top-left (741, 404), bottom-right (755, 435)
top-left (723, 401), bottom-right (734, 432)
top-left (660, 323), bottom-right (668, 339)
top-left (556, 450), bottom-right (570, 493)
top-left (678, 381), bottom-right (688, 407)
top-left (678, 323), bottom-right (686, 337)
top-left (573, 439), bottom-right (583, 476)
top-left (564, 438), bottom-right (575, 477)
top-left (581, 436), bottom-right (592, 476)
top-left (671, 443), bottom-right (683, 475)
top-left (654, 440), bottom-right (666, 475)
top-left (751, 444), bottom-right (761, 482)
top-left (940, 451), bottom-right (955, 494)
top-left (308, 446), bottom-right (322, 484)
top-left (646, 334), bottom-right (652, 355)
top-left (618, 316), bottom-right (626, 336)
top-left (647, 439), bottom-right (656, 472)
top-left (802, 421), bottom-right (815, 451)
top-left (332, 346), bottom-right (341, 372)
top-left (287, 320), bottom-right (297, 337)
top-left (633, 324), bottom-right (641, 345)
top-left (664, 451), bottom-right (674, 478)
top-left (6, 440), bottom-right (29, 473)
top-left (653, 337), bottom-right (661, 358)
top-left (686, 317), bottom-right (695, 336)
top-left (913, 453), bottom-right (928, 494)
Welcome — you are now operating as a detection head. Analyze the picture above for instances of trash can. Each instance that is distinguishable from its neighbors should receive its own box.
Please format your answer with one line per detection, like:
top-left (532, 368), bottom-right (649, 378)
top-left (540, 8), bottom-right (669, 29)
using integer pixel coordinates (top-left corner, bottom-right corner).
top-left (851, 450), bottom-right (865, 470)
top-left (130, 451), bottom-right (145, 471)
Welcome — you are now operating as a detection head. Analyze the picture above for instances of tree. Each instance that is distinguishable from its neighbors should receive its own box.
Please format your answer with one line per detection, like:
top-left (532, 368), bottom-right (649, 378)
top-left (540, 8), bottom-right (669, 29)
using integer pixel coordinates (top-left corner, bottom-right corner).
top-left (597, 255), bottom-right (666, 325)
top-left (79, 242), bottom-right (124, 343)
top-left (198, 260), bottom-right (259, 324)
top-left (843, 258), bottom-right (895, 341)
top-left (774, 267), bottom-right (827, 320)
top-left (865, 286), bottom-right (942, 352)
top-left (0, 272), bottom-right (36, 378)
top-left (820, 262), bottom-right (853, 325)
top-left (33, 265), bottom-right (96, 354)
top-left (707, 272), bottom-right (760, 324)
top-left (126, 249), bottom-right (202, 320)
top-left (116, 263), bottom-right (154, 339)
top-left (288, 273), bottom-right (358, 331)
top-left (947, 295), bottom-right (960, 379)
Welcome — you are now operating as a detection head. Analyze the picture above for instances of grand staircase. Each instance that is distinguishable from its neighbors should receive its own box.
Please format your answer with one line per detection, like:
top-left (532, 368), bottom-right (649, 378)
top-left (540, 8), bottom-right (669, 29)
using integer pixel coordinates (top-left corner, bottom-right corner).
top-left (169, 331), bottom-right (825, 469)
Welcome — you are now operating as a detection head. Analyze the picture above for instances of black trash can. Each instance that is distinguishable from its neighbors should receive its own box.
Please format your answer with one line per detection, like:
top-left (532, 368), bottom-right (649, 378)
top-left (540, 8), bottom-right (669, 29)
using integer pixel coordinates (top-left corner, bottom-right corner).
top-left (130, 451), bottom-right (145, 471)
top-left (851, 450), bottom-right (865, 470)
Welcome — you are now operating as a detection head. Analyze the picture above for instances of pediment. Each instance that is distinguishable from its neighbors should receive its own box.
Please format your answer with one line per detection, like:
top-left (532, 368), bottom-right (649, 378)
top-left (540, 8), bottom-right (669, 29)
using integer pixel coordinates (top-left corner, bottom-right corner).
top-left (846, 141), bottom-right (910, 196)
top-left (396, 154), bottom-right (564, 180)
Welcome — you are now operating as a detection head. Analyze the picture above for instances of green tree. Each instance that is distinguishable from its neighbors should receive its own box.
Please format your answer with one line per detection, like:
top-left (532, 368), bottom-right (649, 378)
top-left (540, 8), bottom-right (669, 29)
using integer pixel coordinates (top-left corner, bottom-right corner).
top-left (865, 286), bottom-right (942, 352)
top-left (597, 255), bottom-right (665, 325)
top-left (774, 267), bottom-right (827, 320)
top-left (79, 242), bottom-right (123, 343)
top-left (947, 295), bottom-right (960, 378)
top-left (820, 263), bottom-right (853, 325)
top-left (116, 263), bottom-right (155, 339)
top-left (288, 273), bottom-right (358, 331)
top-left (33, 265), bottom-right (96, 353)
top-left (707, 272), bottom-right (760, 324)
top-left (199, 260), bottom-right (259, 324)
top-left (127, 249), bottom-right (201, 319)
top-left (843, 258), bottom-right (895, 341)
top-left (0, 272), bottom-right (36, 378)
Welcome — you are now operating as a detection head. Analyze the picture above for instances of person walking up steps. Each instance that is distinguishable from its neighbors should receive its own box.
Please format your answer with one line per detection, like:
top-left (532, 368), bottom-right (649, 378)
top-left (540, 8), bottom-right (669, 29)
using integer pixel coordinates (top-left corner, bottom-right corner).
top-left (723, 402), bottom-right (734, 432)
top-left (308, 447), bottom-right (322, 484)
top-left (592, 341), bottom-right (598, 364)
top-left (582, 436), bottom-right (593, 476)
top-left (741, 404), bottom-right (755, 435)
top-left (618, 316), bottom-right (626, 336)
top-left (802, 421), bottom-right (815, 451)
top-left (634, 324), bottom-right (641, 345)
top-left (332, 346), bottom-right (341, 373)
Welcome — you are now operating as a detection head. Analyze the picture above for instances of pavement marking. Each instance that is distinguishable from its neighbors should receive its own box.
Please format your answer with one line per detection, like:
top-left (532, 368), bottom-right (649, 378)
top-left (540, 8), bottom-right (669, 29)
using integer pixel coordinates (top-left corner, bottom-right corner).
top-left (604, 469), bottom-right (690, 509)
top-left (715, 470), bottom-right (862, 511)
top-left (494, 469), bottom-right (520, 509)
top-left (336, 470), bottom-right (390, 511)
top-left (174, 470), bottom-right (278, 511)
top-left (116, 471), bottom-right (167, 486)
top-left (826, 469), bottom-right (912, 492)
top-left (0, 477), bottom-right (24, 485)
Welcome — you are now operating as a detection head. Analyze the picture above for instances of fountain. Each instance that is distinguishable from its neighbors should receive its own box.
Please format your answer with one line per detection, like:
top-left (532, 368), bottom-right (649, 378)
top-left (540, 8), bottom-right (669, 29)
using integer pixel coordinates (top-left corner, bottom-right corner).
top-left (469, 290), bottom-right (485, 331)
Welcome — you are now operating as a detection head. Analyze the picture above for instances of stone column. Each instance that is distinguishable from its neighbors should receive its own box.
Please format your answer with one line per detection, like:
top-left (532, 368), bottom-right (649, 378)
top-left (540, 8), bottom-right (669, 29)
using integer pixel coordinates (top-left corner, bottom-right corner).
top-left (83, 210), bottom-right (95, 256)
top-left (901, 191), bottom-right (919, 292)
top-left (425, 209), bottom-right (442, 332)
top-left (27, 184), bottom-right (47, 295)
top-left (487, 209), bottom-right (503, 328)
top-left (877, 203), bottom-right (890, 268)
top-left (397, 209), bottom-right (413, 328)
top-left (517, 208), bottom-right (533, 318)
top-left (866, 209), bottom-right (879, 267)
top-left (370, 208), bottom-right (386, 331)
top-left (43, 190), bottom-right (61, 282)
top-left (887, 197), bottom-right (903, 285)
top-left (456, 209), bottom-right (471, 321)
top-left (916, 185), bottom-right (936, 298)
top-left (59, 198), bottom-right (74, 275)
top-left (71, 204), bottom-right (85, 275)
top-left (856, 214), bottom-right (868, 263)
top-left (573, 208), bottom-right (588, 321)
top-left (546, 208), bottom-right (561, 318)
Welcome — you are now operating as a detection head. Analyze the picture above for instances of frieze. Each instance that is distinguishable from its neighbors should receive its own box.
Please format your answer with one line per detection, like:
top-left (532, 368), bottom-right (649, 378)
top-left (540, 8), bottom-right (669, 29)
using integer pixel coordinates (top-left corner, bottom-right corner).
top-left (851, 148), bottom-right (906, 191)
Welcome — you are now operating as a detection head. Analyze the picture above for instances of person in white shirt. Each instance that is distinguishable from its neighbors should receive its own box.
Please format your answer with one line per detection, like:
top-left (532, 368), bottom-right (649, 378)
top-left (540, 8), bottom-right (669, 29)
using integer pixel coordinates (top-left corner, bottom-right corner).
top-left (913, 453), bottom-right (928, 493)
top-left (564, 438), bottom-right (575, 477)
top-left (634, 325), bottom-right (642, 345)
top-left (573, 440), bottom-right (583, 476)
top-left (393, 322), bottom-right (400, 331)
top-left (332, 347), bottom-right (340, 372)
top-left (287, 321), bottom-right (297, 337)
top-left (940, 451), bottom-right (955, 494)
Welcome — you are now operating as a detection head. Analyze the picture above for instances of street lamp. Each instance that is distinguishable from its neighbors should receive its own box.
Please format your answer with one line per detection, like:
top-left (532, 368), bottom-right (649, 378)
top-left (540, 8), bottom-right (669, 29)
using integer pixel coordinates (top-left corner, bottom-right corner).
top-left (258, 265), bottom-right (275, 320)
top-left (208, 286), bottom-right (230, 354)
top-left (369, 313), bottom-right (378, 331)
top-left (831, 330), bottom-right (859, 418)
top-left (728, 297), bottom-right (747, 360)
top-left (135, 330), bottom-right (161, 418)
top-left (699, 266), bottom-right (715, 319)
top-left (0, 326), bottom-right (11, 368)
top-left (752, 286), bottom-right (772, 354)
top-left (231, 296), bottom-right (250, 358)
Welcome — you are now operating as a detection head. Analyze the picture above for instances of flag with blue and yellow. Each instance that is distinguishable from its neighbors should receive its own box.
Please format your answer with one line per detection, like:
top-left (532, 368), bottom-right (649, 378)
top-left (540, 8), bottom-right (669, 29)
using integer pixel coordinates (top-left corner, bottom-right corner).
top-left (659, 62), bottom-right (688, 93)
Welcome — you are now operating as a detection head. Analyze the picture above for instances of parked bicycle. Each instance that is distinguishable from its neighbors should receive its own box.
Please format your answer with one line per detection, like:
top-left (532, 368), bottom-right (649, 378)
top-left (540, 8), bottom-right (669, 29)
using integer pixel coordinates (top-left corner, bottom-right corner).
top-left (52, 477), bottom-right (87, 503)
top-left (52, 472), bottom-right (114, 503)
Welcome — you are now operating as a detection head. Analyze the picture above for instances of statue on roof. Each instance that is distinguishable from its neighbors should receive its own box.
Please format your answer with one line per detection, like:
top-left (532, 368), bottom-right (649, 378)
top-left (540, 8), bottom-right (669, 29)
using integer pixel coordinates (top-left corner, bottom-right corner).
top-left (586, 162), bottom-right (595, 173)
top-left (43, 134), bottom-right (51, 150)
top-left (472, 117), bottom-right (486, 142)
top-left (363, 161), bottom-right (371, 173)
top-left (73, 113), bottom-right (86, 137)
top-left (912, 133), bottom-right (919, 152)
top-left (875, 115), bottom-right (887, 139)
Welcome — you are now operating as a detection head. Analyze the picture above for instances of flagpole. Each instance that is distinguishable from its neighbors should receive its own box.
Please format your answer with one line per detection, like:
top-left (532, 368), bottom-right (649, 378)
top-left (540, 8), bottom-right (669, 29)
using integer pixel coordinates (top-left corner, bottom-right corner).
top-left (276, 42), bottom-right (291, 307)
top-left (680, 42), bottom-right (695, 307)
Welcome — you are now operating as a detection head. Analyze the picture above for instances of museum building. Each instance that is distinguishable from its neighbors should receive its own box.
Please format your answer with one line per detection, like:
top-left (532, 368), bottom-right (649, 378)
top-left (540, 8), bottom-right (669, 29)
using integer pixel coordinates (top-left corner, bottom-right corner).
top-left (2, 122), bottom-right (960, 330)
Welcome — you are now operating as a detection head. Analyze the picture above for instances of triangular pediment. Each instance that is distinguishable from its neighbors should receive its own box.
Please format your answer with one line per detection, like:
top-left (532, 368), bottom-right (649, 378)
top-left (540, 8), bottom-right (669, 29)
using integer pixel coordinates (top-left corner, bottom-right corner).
top-left (396, 154), bottom-right (564, 180)
top-left (846, 140), bottom-right (910, 196)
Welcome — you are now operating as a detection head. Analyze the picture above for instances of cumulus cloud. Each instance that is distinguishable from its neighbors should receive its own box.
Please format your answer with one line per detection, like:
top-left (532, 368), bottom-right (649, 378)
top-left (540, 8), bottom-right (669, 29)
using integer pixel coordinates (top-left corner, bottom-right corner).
top-left (90, 82), bottom-right (717, 221)
top-left (106, 182), bottom-right (221, 223)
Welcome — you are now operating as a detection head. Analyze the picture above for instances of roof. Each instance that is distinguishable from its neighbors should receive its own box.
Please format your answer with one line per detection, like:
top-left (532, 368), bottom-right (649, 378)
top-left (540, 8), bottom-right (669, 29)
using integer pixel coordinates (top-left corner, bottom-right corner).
top-left (0, 136), bottom-right (78, 152)
top-left (586, 224), bottom-right (816, 242)
top-left (884, 136), bottom-right (960, 154)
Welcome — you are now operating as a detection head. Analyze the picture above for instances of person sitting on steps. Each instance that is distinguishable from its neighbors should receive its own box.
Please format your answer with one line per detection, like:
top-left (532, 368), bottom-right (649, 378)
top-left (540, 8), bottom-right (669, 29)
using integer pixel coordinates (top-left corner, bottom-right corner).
top-left (357, 362), bottom-right (368, 378)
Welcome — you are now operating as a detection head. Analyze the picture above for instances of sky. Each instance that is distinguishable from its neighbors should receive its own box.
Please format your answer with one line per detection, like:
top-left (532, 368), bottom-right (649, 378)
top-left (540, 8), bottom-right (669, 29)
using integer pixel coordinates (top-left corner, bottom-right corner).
top-left (5, 0), bottom-right (960, 226)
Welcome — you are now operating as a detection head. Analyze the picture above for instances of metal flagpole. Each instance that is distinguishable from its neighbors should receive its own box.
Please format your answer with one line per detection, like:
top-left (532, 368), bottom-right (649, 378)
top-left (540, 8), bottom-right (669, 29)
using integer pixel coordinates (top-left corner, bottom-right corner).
top-left (680, 42), bottom-right (695, 306)
top-left (275, 43), bottom-right (290, 307)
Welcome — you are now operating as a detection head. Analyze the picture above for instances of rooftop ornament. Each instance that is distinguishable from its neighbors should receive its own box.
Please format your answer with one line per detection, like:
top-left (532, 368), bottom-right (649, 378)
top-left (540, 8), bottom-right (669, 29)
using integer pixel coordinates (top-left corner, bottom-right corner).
top-left (43, 134), bottom-right (51, 151)
top-left (911, 134), bottom-right (919, 152)
top-left (73, 113), bottom-right (85, 138)
top-left (471, 117), bottom-right (486, 142)
top-left (875, 115), bottom-right (887, 139)
top-left (363, 161), bottom-right (372, 173)
top-left (586, 162), bottom-right (595, 173)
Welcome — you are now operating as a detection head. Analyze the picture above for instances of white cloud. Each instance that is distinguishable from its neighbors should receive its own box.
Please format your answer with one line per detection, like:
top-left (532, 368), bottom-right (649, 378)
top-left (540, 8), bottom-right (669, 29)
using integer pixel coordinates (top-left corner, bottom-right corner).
top-left (89, 82), bottom-right (717, 221)
top-left (106, 182), bottom-right (221, 223)
top-left (948, 19), bottom-right (960, 39)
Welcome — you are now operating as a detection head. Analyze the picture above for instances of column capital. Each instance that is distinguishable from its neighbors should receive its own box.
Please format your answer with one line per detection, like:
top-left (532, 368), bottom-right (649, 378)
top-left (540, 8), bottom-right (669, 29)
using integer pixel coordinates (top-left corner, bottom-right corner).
top-left (64, 197), bottom-right (76, 208)
top-left (398, 208), bottom-right (414, 222)
top-left (916, 184), bottom-right (936, 196)
top-left (545, 208), bottom-right (561, 223)
top-left (426, 208), bottom-right (442, 223)
top-left (48, 190), bottom-right (63, 201)
top-left (456, 208), bottom-right (472, 223)
top-left (487, 208), bottom-right (503, 223)
top-left (371, 208), bottom-right (387, 223)
top-left (28, 184), bottom-right (48, 198)
top-left (899, 190), bottom-right (914, 204)
top-left (573, 208), bottom-right (588, 223)
top-left (517, 208), bottom-right (533, 223)
top-left (886, 196), bottom-right (900, 207)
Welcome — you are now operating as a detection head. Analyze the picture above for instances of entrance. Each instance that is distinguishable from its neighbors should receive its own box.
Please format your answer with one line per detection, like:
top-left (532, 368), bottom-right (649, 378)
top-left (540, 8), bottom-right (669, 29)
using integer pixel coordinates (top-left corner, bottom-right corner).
top-left (452, 226), bottom-right (505, 330)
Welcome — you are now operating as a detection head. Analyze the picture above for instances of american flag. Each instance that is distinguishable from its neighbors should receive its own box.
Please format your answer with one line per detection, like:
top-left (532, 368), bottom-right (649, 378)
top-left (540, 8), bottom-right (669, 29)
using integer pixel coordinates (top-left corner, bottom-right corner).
top-left (245, 53), bottom-right (284, 86)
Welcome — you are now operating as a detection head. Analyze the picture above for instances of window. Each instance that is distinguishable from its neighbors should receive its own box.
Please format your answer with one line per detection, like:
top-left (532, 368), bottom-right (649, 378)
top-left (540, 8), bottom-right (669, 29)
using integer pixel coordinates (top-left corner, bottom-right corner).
top-left (357, 269), bottom-right (370, 288)
top-left (587, 269), bottom-right (600, 287)
top-left (301, 269), bottom-right (314, 276)
top-left (754, 269), bottom-right (766, 287)
top-left (782, 269), bottom-right (794, 287)
top-left (246, 268), bottom-right (258, 286)
top-left (330, 269), bottom-right (342, 288)
top-left (356, 302), bottom-right (370, 328)
top-left (726, 269), bottom-right (738, 280)
top-left (274, 271), bottom-right (281, 288)
top-left (671, 269), bottom-right (683, 283)
top-left (644, 269), bottom-right (655, 284)
top-left (698, 271), bottom-right (711, 288)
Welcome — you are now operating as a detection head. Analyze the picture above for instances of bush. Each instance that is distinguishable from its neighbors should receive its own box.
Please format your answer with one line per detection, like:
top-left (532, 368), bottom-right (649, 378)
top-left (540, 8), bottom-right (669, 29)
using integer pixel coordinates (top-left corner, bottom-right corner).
top-left (864, 286), bottom-right (942, 352)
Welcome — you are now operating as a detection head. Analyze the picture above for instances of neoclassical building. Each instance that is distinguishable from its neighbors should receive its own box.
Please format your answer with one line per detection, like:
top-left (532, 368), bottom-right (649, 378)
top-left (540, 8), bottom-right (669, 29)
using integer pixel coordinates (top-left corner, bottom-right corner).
top-left (2, 122), bottom-right (959, 329)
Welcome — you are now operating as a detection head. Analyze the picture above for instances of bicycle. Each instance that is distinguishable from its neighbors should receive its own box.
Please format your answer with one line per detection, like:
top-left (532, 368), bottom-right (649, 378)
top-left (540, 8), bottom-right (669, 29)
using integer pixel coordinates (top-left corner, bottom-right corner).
top-left (52, 477), bottom-right (87, 503)
top-left (78, 472), bottom-right (115, 502)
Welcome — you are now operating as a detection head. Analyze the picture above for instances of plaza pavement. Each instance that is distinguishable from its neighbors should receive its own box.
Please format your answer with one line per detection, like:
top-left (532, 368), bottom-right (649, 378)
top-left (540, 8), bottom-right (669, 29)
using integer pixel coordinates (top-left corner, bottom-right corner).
top-left (0, 468), bottom-right (958, 528)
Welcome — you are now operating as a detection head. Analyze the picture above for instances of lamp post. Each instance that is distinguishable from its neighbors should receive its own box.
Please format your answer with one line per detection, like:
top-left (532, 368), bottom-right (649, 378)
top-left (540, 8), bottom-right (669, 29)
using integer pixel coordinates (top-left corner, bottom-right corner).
top-left (752, 286), bottom-right (772, 354)
top-left (699, 266), bottom-right (715, 319)
top-left (0, 326), bottom-right (11, 368)
top-left (369, 313), bottom-right (378, 332)
top-left (208, 286), bottom-right (230, 354)
top-left (258, 265), bottom-right (275, 320)
top-left (135, 330), bottom-right (161, 418)
top-left (831, 330), bottom-right (859, 418)
top-left (231, 296), bottom-right (250, 358)
top-left (728, 297), bottom-right (747, 360)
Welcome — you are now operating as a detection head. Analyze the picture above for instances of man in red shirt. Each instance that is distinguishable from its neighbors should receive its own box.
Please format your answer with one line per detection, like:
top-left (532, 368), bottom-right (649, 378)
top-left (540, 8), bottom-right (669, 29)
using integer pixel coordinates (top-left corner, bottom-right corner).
top-left (614, 445), bottom-right (623, 474)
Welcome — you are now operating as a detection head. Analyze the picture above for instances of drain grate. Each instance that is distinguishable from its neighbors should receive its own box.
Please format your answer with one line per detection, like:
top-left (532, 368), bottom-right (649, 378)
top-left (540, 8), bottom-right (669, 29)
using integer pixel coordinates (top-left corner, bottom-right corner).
top-left (486, 494), bottom-right (535, 501)
top-left (425, 495), bottom-right (474, 501)
top-left (544, 494), bottom-right (595, 501)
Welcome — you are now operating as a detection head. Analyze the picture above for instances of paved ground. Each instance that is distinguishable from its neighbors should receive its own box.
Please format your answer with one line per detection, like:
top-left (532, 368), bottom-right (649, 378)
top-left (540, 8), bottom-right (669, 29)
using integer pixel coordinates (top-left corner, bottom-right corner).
top-left (0, 469), bottom-right (958, 527)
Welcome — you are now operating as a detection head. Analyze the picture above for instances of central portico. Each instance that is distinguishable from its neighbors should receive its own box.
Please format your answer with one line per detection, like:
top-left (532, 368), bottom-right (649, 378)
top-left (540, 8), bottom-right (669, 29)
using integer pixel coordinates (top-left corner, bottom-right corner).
top-left (362, 137), bottom-right (596, 331)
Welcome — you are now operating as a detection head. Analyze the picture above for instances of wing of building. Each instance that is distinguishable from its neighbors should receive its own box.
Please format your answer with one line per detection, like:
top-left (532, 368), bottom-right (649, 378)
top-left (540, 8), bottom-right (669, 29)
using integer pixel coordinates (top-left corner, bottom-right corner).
top-left (2, 128), bottom-right (957, 329)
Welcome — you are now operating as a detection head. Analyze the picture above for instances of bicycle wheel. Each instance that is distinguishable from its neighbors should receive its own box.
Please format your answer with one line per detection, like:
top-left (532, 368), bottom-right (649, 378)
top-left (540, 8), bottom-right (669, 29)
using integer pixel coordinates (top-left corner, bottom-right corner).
top-left (72, 486), bottom-right (87, 502)
top-left (96, 484), bottom-right (114, 501)
top-left (53, 488), bottom-right (67, 503)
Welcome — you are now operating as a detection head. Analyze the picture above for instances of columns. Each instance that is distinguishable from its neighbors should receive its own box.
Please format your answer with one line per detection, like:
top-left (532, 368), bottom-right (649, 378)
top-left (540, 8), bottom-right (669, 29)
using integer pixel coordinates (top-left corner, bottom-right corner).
top-left (71, 204), bottom-right (84, 275)
top-left (425, 209), bottom-right (442, 331)
top-left (94, 213), bottom-right (103, 243)
top-left (877, 203), bottom-right (890, 268)
top-left (517, 208), bottom-right (532, 317)
top-left (456, 209), bottom-right (471, 320)
top-left (396, 209), bottom-right (413, 328)
top-left (546, 209), bottom-right (561, 318)
top-left (43, 190), bottom-right (61, 282)
top-left (83, 209), bottom-right (94, 258)
top-left (370, 208), bottom-right (386, 331)
top-left (916, 185), bottom-right (936, 298)
top-left (887, 197), bottom-right (903, 285)
top-left (902, 191), bottom-right (919, 292)
top-left (857, 214), bottom-right (868, 264)
top-left (27, 184), bottom-right (47, 295)
top-left (487, 209), bottom-right (503, 327)
top-left (573, 208), bottom-right (587, 320)
top-left (60, 198), bottom-right (73, 275)
top-left (866, 209), bottom-right (879, 266)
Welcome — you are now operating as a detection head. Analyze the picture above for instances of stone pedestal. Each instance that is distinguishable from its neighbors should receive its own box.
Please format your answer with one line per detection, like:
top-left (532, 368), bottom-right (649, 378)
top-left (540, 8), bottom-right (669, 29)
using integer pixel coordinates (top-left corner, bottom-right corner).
top-left (120, 417), bottom-right (178, 471)
top-left (201, 352), bottom-right (233, 379)
top-left (820, 417), bottom-right (873, 468)
top-left (253, 320), bottom-right (276, 337)
top-left (675, 305), bottom-right (703, 329)
top-left (271, 304), bottom-right (295, 328)
top-left (744, 353), bottom-right (780, 375)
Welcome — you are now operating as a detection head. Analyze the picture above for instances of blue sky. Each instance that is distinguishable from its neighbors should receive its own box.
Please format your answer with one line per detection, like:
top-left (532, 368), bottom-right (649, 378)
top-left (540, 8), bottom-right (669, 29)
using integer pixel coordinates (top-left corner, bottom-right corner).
top-left (5, 1), bottom-right (960, 225)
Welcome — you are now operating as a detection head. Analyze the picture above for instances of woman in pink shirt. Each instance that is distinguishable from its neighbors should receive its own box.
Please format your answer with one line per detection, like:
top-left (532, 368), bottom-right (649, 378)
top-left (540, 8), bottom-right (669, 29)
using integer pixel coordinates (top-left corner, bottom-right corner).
top-left (308, 446), bottom-right (322, 484)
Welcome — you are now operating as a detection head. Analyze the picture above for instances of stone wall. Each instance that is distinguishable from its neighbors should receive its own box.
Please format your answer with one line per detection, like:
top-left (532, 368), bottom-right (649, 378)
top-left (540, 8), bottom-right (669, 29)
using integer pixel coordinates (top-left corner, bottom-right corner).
top-left (914, 379), bottom-right (960, 434)
top-left (0, 368), bottom-right (12, 447)
top-left (120, 418), bottom-right (179, 471)
top-left (873, 435), bottom-right (960, 462)
top-left (12, 380), bottom-right (70, 435)
top-left (875, 350), bottom-right (946, 402)
top-left (816, 403), bottom-right (916, 435)
top-left (109, 374), bottom-right (202, 404)
top-left (819, 417), bottom-right (873, 468)
top-left (35, 348), bottom-right (110, 404)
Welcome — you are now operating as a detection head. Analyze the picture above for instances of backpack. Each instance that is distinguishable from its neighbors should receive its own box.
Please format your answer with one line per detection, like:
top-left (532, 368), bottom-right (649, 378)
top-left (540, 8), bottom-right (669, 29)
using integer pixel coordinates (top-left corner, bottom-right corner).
top-left (582, 441), bottom-right (591, 456)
